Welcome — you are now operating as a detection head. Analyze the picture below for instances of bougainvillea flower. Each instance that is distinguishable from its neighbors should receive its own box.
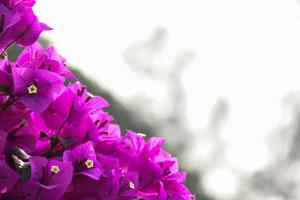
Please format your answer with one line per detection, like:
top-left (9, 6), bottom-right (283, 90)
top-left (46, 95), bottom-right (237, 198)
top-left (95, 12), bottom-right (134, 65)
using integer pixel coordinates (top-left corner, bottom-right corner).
top-left (128, 156), bottom-right (163, 191)
top-left (0, 107), bottom-right (36, 153)
top-left (0, 105), bottom-right (29, 134)
top-left (6, 156), bottom-right (73, 200)
top-left (0, 0), bottom-right (51, 54)
top-left (38, 88), bottom-right (74, 132)
top-left (39, 87), bottom-right (111, 148)
top-left (68, 82), bottom-right (112, 127)
top-left (56, 104), bottom-right (94, 147)
top-left (0, 0), bottom-right (36, 10)
top-left (61, 153), bottom-right (120, 200)
top-left (0, 108), bottom-right (50, 156)
top-left (63, 141), bottom-right (101, 180)
top-left (29, 157), bottom-right (73, 199)
top-left (161, 172), bottom-right (196, 200)
top-left (120, 130), bottom-right (147, 155)
top-left (117, 171), bottom-right (139, 199)
top-left (12, 67), bottom-right (64, 113)
top-left (16, 42), bottom-right (76, 79)
top-left (0, 159), bottom-right (19, 195)
top-left (42, 89), bottom-right (98, 147)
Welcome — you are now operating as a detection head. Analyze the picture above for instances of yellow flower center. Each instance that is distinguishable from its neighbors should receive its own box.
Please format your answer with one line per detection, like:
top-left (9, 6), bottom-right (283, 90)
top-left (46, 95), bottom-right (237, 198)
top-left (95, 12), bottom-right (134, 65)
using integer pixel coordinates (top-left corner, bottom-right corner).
top-left (129, 181), bottom-right (135, 189)
top-left (85, 159), bottom-right (94, 168)
top-left (137, 133), bottom-right (146, 137)
top-left (87, 92), bottom-right (95, 98)
top-left (27, 84), bottom-right (37, 94)
top-left (51, 165), bottom-right (60, 174)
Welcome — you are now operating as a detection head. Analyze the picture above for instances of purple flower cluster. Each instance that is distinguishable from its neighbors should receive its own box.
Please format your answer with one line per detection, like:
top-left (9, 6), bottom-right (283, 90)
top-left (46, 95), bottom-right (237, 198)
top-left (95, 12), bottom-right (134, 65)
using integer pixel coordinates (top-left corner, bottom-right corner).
top-left (0, 0), bottom-right (195, 199)
top-left (0, 0), bottom-right (51, 57)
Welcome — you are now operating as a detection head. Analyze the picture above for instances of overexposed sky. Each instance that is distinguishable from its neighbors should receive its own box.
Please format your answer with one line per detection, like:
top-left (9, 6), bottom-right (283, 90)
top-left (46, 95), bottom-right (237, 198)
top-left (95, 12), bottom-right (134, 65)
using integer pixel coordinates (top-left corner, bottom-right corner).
top-left (34, 1), bottom-right (300, 199)
top-left (34, 0), bottom-right (300, 110)
top-left (34, 0), bottom-right (300, 145)
top-left (35, 0), bottom-right (300, 97)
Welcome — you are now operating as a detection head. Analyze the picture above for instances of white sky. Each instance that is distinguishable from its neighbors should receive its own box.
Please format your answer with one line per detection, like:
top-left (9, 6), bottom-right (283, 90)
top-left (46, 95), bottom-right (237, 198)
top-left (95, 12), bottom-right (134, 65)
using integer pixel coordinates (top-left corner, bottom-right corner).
top-left (34, 1), bottom-right (300, 199)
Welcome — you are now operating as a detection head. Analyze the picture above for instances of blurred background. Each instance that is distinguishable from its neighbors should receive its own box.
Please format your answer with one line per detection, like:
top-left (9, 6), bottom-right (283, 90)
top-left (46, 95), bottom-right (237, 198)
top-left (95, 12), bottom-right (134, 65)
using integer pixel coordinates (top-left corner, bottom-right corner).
top-left (29, 0), bottom-right (300, 199)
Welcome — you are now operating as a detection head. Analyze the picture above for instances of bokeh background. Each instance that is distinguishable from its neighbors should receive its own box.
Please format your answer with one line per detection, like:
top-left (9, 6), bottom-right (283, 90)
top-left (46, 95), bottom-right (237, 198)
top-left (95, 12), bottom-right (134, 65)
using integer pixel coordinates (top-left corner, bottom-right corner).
top-left (28, 0), bottom-right (300, 199)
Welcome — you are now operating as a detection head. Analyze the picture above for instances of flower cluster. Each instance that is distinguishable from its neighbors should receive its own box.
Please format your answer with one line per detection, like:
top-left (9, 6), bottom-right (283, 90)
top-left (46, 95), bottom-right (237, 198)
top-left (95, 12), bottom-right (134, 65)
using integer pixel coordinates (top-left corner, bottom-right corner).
top-left (0, 0), bottom-right (51, 57)
top-left (0, 0), bottom-right (195, 200)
